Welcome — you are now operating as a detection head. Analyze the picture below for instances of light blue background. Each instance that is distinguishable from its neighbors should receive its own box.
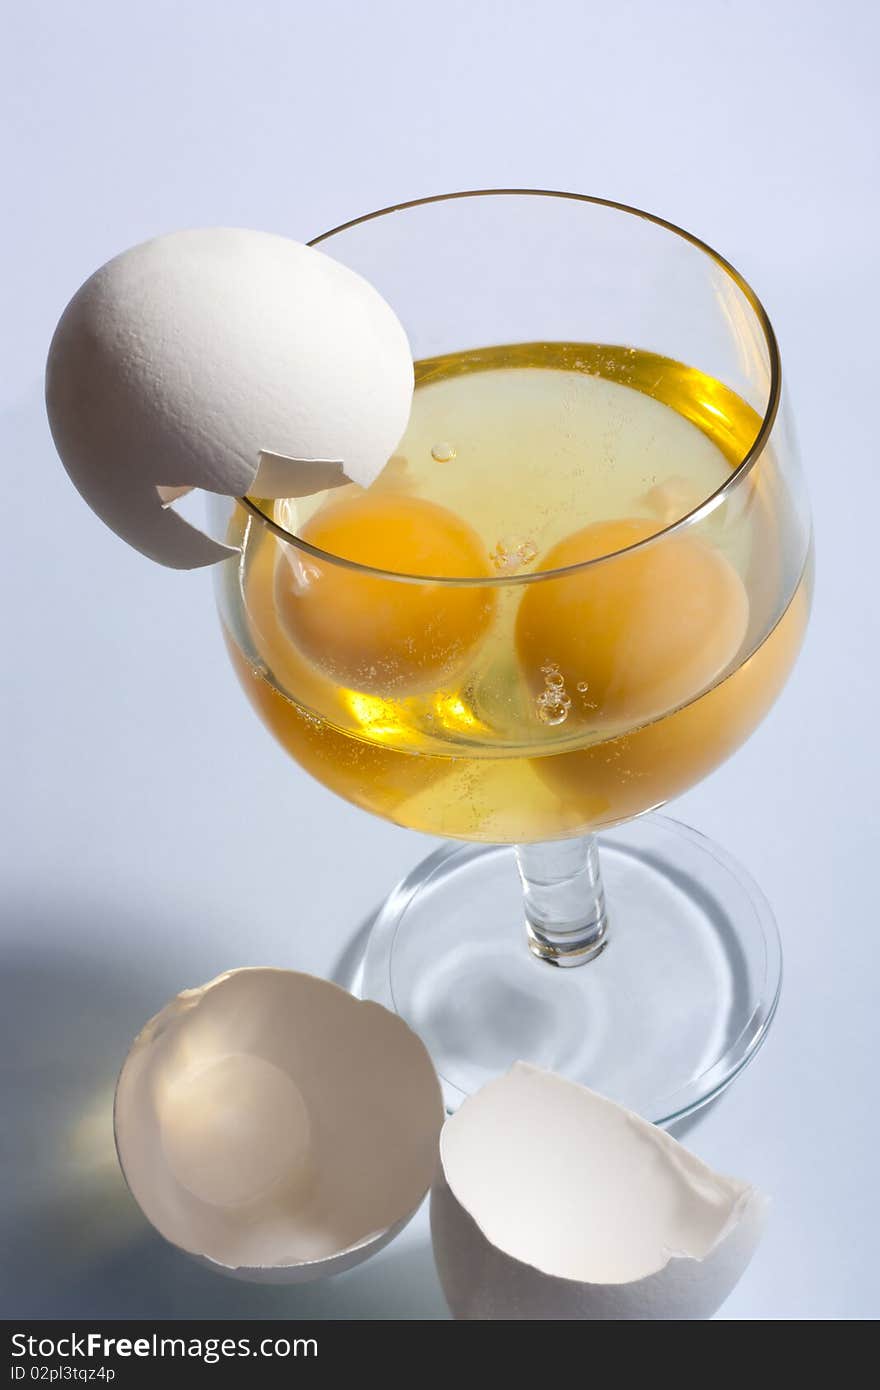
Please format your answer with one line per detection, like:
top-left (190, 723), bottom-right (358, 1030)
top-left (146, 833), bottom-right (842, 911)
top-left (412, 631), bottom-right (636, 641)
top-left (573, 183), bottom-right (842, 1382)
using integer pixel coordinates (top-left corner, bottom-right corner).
top-left (2, 0), bottom-right (876, 1320)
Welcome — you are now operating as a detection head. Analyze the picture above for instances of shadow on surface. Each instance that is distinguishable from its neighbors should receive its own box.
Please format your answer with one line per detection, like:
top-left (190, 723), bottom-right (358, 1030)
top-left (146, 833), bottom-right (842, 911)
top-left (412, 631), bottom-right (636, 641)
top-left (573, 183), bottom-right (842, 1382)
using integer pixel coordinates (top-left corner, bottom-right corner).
top-left (0, 893), bottom-right (446, 1319)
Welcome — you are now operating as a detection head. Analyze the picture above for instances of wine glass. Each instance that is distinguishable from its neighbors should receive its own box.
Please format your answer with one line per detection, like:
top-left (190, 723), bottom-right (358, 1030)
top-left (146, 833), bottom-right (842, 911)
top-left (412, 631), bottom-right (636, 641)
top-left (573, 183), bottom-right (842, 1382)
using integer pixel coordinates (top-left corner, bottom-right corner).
top-left (210, 190), bottom-right (812, 1122)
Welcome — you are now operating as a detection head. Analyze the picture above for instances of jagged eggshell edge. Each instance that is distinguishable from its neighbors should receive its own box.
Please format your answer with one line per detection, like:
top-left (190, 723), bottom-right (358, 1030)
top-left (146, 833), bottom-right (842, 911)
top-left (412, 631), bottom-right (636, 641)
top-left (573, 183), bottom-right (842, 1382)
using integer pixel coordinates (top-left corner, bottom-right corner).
top-left (46, 228), bottom-right (414, 569)
top-left (430, 1062), bottom-right (767, 1320)
top-left (114, 968), bottom-right (443, 1282)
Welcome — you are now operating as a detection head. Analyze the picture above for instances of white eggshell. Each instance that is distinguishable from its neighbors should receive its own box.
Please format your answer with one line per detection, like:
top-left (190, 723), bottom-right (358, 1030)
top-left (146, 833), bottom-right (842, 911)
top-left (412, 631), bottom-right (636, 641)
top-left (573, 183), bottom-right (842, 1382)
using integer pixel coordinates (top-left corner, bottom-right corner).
top-left (431, 1063), bottom-right (766, 1319)
top-left (114, 969), bottom-right (443, 1281)
top-left (46, 228), bottom-right (414, 568)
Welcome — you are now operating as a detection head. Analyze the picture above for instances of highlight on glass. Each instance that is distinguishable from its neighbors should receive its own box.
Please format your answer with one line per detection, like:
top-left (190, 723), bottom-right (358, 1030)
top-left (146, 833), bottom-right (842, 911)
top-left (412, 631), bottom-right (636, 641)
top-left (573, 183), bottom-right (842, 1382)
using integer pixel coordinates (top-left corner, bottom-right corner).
top-left (210, 191), bottom-right (812, 1122)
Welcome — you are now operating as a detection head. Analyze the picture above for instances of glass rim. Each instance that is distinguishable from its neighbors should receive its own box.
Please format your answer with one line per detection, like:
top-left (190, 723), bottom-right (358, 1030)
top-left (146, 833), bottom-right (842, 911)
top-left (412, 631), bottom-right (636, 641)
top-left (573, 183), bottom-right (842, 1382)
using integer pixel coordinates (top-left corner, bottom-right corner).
top-left (240, 188), bottom-right (781, 588)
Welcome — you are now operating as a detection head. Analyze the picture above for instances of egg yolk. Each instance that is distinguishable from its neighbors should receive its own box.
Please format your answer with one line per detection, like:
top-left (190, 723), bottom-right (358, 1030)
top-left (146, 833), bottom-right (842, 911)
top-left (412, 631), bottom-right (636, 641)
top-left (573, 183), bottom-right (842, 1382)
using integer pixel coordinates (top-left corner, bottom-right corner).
top-left (516, 518), bottom-right (749, 729)
top-left (530, 575), bottom-right (809, 822)
top-left (275, 492), bottom-right (496, 695)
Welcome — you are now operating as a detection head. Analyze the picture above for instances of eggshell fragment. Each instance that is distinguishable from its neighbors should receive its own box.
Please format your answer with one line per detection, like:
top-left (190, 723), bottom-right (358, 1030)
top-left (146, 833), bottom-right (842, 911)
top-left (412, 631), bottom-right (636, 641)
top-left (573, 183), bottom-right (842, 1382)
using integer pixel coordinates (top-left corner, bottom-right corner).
top-left (114, 969), bottom-right (443, 1281)
top-left (431, 1063), bottom-right (766, 1319)
top-left (46, 228), bottom-right (414, 568)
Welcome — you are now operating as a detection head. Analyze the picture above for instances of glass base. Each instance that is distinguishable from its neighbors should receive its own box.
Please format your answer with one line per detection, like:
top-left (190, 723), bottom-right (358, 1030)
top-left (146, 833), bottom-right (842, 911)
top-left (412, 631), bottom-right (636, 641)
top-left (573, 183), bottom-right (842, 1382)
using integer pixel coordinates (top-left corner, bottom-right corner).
top-left (359, 814), bottom-right (782, 1124)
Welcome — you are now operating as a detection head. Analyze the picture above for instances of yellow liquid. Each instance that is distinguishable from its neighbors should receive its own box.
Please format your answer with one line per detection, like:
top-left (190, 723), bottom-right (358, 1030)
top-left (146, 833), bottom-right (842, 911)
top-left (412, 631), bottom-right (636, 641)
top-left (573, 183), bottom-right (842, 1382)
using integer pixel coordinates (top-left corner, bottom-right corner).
top-left (222, 344), bottom-right (810, 842)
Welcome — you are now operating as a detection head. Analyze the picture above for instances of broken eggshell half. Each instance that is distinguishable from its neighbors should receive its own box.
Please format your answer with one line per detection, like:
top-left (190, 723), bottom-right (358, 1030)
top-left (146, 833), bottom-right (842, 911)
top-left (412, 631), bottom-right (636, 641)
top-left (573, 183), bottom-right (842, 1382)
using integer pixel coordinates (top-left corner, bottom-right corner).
top-left (46, 228), bottom-right (413, 569)
top-left (431, 1063), bottom-right (767, 1319)
top-left (114, 968), bottom-right (443, 1282)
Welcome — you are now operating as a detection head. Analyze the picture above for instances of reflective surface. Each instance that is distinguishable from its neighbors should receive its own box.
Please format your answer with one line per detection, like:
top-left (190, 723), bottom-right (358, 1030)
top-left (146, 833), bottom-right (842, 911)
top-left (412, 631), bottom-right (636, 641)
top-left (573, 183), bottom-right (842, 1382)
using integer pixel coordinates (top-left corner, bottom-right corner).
top-left (360, 816), bottom-right (782, 1121)
top-left (213, 191), bottom-right (811, 1117)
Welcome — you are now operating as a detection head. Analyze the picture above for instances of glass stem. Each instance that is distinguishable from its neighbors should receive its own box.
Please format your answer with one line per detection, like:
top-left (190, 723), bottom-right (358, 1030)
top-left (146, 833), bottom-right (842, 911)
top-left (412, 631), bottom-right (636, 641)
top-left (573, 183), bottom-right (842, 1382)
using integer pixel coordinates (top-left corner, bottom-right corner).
top-left (515, 835), bottom-right (608, 968)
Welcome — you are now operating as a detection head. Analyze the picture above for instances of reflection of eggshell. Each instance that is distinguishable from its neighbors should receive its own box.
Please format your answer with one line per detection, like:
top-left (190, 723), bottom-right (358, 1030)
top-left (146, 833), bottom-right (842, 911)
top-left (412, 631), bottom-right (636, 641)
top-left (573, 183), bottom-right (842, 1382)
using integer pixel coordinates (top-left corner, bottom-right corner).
top-left (431, 1063), bottom-right (766, 1319)
top-left (114, 969), bottom-right (443, 1282)
top-left (46, 228), bottom-right (413, 569)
